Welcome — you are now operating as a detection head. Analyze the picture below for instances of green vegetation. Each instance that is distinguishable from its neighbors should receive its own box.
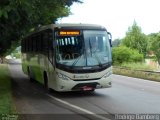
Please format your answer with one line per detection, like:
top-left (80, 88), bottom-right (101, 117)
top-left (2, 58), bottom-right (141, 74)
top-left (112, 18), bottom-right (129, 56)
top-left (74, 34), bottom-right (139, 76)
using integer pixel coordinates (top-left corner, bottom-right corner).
top-left (122, 21), bottom-right (148, 57)
top-left (112, 21), bottom-right (160, 66)
top-left (112, 21), bottom-right (160, 67)
top-left (151, 34), bottom-right (160, 65)
top-left (113, 66), bottom-right (160, 82)
top-left (112, 46), bottom-right (144, 65)
top-left (112, 21), bottom-right (160, 81)
top-left (120, 62), bottom-right (155, 71)
top-left (0, 64), bottom-right (16, 114)
top-left (0, 0), bottom-right (82, 57)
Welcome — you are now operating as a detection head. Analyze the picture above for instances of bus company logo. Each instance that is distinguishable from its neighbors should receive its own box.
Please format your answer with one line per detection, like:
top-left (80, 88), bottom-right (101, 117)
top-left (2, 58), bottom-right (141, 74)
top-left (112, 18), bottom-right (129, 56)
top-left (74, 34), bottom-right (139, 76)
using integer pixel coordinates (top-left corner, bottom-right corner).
top-left (85, 74), bottom-right (89, 78)
top-left (73, 74), bottom-right (89, 79)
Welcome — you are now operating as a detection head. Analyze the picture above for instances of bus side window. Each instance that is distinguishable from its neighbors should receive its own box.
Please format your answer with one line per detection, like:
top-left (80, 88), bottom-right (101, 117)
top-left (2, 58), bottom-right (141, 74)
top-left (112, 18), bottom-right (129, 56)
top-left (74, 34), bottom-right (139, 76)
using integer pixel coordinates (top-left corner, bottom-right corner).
top-left (42, 32), bottom-right (49, 53)
top-left (28, 37), bottom-right (32, 52)
top-left (24, 38), bottom-right (27, 52)
top-left (48, 30), bottom-right (54, 64)
top-left (48, 31), bottom-right (53, 51)
top-left (40, 33), bottom-right (43, 52)
top-left (25, 38), bottom-right (28, 52)
top-left (35, 35), bottom-right (38, 52)
top-left (36, 34), bottom-right (41, 52)
top-left (32, 36), bottom-right (37, 52)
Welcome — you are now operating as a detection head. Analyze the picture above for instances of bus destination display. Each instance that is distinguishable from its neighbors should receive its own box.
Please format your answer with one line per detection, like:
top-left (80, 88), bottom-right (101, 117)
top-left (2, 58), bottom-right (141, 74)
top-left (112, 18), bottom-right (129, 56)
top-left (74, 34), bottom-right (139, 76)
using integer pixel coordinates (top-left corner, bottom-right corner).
top-left (59, 30), bottom-right (80, 36)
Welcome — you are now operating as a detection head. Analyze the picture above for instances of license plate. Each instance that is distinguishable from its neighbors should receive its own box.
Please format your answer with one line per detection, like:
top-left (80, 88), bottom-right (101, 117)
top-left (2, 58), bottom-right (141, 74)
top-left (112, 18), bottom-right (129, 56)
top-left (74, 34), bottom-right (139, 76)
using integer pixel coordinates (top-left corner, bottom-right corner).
top-left (83, 86), bottom-right (93, 91)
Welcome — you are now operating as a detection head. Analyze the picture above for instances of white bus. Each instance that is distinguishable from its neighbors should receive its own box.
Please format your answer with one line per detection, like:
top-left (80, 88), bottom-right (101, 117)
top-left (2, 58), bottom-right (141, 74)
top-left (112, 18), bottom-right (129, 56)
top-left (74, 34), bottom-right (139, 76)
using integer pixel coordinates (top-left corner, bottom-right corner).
top-left (21, 24), bottom-right (112, 92)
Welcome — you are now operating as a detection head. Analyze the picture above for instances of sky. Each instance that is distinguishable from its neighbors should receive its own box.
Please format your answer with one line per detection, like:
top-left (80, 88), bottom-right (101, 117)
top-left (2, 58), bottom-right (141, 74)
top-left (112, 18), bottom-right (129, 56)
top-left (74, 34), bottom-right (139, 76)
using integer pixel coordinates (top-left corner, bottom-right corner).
top-left (57, 0), bottom-right (160, 40)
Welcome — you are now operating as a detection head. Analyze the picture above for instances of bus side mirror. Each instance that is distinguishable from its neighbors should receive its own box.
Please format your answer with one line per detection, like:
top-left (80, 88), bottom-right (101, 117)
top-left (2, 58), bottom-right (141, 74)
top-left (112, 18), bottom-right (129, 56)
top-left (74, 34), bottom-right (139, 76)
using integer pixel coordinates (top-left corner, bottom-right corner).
top-left (107, 32), bottom-right (112, 47)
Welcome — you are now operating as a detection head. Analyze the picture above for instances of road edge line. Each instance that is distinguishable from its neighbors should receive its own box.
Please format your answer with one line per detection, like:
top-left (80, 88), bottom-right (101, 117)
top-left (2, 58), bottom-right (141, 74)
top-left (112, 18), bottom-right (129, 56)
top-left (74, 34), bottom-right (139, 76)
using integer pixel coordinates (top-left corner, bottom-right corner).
top-left (47, 94), bottom-right (110, 120)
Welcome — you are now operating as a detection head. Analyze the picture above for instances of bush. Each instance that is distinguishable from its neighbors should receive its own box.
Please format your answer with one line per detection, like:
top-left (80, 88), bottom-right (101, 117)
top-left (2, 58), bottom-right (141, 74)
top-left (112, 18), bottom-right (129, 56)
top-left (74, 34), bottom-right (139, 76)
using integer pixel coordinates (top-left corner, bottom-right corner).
top-left (120, 62), bottom-right (155, 70)
top-left (112, 46), bottom-right (144, 65)
top-left (130, 49), bottom-right (144, 62)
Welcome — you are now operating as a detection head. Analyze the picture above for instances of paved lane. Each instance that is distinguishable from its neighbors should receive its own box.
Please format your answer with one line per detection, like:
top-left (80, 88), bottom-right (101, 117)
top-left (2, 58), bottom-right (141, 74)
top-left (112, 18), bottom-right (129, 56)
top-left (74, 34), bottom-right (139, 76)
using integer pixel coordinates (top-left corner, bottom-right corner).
top-left (9, 64), bottom-right (111, 120)
top-left (55, 75), bottom-right (160, 114)
top-left (9, 64), bottom-right (160, 120)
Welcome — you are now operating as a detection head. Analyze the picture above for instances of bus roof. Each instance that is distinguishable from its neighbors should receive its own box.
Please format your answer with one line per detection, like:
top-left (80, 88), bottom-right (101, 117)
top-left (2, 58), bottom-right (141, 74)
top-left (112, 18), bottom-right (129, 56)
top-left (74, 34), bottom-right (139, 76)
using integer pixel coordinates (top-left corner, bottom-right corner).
top-left (38, 23), bottom-right (107, 31)
top-left (25, 23), bottom-right (107, 38)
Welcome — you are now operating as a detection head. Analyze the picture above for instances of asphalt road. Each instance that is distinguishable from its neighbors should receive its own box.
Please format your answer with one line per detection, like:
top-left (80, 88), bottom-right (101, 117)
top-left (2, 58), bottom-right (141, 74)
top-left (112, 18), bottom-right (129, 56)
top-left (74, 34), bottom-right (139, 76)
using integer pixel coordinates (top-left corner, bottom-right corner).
top-left (9, 63), bottom-right (160, 120)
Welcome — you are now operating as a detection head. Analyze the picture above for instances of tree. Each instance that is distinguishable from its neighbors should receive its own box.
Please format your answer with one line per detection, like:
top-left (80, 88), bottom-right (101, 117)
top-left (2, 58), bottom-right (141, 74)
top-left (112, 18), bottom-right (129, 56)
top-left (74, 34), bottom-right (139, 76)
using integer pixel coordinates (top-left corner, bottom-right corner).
top-left (0, 0), bottom-right (82, 57)
top-left (151, 33), bottom-right (160, 65)
top-left (146, 33), bottom-right (158, 55)
top-left (112, 38), bottom-right (122, 47)
top-left (122, 21), bottom-right (148, 57)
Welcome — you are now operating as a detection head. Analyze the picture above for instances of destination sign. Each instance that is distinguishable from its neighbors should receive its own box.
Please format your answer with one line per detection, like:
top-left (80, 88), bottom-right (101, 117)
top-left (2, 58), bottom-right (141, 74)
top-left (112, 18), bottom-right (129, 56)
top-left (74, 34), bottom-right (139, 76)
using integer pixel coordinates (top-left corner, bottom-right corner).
top-left (59, 31), bottom-right (80, 36)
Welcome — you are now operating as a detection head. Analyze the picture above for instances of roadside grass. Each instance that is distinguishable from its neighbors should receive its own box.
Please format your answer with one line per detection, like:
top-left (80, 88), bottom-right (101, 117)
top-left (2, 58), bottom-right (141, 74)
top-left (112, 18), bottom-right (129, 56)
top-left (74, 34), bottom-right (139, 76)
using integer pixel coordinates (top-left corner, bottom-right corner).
top-left (113, 62), bottom-right (160, 82)
top-left (120, 62), bottom-right (156, 71)
top-left (0, 64), bottom-right (16, 114)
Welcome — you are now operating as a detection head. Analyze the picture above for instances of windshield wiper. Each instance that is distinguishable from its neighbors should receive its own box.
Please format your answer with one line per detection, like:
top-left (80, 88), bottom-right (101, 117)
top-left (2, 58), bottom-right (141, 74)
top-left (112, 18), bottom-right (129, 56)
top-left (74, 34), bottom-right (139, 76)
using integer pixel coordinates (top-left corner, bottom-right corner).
top-left (71, 54), bottom-right (83, 67)
top-left (71, 45), bottom-right (85, 67)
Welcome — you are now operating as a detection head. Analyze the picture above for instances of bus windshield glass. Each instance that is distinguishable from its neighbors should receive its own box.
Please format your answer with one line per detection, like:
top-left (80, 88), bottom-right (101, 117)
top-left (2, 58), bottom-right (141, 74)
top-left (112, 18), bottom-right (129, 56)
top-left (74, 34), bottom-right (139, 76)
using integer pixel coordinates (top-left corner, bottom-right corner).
top-left (55, 30), bottom-right (111, 67)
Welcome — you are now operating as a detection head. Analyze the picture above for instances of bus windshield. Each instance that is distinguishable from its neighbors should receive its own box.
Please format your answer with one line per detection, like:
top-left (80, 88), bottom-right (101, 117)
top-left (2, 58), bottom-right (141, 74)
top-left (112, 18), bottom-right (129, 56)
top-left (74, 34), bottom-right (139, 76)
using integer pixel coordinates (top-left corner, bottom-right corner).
top-left (55, 30), bottom-right (111, 67)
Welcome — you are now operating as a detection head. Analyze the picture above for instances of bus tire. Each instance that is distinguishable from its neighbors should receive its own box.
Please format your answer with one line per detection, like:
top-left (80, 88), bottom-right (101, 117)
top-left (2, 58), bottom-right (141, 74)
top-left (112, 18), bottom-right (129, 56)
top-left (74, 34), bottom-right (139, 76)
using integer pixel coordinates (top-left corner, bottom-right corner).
top-left (27, 67), bottom-right (35, 82)
top-left (44, 72), bottom-right (49, 91)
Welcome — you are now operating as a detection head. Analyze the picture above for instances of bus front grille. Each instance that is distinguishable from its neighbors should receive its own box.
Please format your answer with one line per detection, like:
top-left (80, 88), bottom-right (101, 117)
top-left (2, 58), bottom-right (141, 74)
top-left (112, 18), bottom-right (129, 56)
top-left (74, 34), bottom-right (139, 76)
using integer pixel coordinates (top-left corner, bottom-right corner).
top-left (73, 78), bottom-right (100, 81)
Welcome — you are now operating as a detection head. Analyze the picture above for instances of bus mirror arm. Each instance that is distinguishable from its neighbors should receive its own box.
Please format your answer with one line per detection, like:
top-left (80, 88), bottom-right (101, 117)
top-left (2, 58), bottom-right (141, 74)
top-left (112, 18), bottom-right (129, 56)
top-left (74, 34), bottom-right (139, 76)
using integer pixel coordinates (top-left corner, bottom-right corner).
top-left (107, 32), bottom-right (112, 47)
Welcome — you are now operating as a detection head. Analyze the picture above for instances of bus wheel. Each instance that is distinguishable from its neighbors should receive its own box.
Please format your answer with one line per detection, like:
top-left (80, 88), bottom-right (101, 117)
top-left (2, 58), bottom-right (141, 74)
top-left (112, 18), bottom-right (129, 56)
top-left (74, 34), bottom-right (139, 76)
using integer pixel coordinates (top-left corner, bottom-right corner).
top-left (27, 67), bottom-right (34, 82)
top-left (44, 72), bottom-right (49, 91)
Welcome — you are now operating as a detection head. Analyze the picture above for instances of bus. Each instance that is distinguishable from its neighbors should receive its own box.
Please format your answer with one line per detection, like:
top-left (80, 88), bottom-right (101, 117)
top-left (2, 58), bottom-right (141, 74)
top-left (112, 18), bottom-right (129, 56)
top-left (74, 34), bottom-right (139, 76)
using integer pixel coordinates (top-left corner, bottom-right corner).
top-left (21, 24), bottom-right (112, 92)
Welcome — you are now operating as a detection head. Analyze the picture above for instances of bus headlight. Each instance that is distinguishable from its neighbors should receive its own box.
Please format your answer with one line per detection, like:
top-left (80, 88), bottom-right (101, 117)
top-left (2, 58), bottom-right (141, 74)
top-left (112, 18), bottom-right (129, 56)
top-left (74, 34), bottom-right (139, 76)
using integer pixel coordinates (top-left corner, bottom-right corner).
top-left (56, 72), bottom-right (70, 80)
top-left (103, 71), bottom-right (112, 78)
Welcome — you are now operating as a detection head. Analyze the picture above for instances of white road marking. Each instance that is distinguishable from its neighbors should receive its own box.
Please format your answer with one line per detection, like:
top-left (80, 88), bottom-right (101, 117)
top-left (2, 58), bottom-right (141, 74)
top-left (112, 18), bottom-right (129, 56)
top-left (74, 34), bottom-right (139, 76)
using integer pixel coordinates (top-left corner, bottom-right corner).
top-left (47, 94), bottom-right (111, 120)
